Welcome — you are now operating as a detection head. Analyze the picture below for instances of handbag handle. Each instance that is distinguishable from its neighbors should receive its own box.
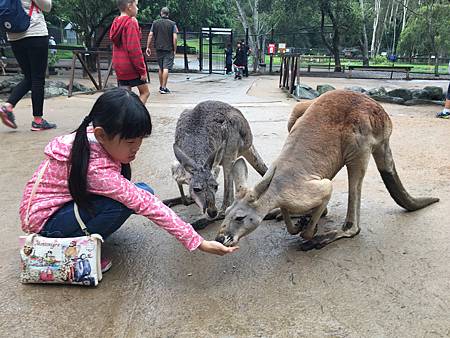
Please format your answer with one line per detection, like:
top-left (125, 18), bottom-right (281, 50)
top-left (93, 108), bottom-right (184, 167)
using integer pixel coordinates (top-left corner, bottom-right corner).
top-left (74, 203), bottom-right (90, 236)
top-left (24, 159), bottom-right (49, 231)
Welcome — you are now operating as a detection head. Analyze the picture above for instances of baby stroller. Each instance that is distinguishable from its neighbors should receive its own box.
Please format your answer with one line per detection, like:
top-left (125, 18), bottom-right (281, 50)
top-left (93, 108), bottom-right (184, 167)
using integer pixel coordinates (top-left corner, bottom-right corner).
top-left (233, 64), bottom-right (244, 79)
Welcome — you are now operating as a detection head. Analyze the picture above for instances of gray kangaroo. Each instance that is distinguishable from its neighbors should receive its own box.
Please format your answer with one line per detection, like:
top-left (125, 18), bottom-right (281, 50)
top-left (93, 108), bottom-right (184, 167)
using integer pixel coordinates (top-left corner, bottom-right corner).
top-left (165, 100), bottom-right (268, 229)
top-left (215, 90), bottom-right (439, 250)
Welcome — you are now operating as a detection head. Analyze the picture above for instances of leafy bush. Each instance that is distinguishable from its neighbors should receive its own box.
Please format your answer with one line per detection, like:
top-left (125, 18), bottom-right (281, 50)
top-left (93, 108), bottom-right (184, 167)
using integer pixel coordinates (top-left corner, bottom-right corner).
top-left (48, 53), bottom-right (59, 67)
top-left (370, 55), bottom-right (388, 65)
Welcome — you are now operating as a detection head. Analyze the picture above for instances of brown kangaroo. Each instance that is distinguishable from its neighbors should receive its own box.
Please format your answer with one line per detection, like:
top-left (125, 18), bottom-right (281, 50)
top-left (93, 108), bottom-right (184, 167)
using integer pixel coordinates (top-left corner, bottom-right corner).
top-left (215, 90), bottom-right (439, 250)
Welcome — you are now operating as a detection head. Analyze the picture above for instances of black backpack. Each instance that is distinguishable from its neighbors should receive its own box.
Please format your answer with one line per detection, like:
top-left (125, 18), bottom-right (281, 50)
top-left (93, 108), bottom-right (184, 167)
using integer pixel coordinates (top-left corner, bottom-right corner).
top-left (0, 0), bottom-right (35, 33)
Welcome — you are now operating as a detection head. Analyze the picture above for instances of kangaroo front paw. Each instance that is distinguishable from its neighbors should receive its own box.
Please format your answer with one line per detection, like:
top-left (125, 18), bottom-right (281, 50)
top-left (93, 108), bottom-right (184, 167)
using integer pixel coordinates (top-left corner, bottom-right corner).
top-left (263, 209), bottom-right (282, 221)
top-left (162, 197), bottom-right (183, 207)
top-left (296, 215), bottom-right (311, 233)
top-left (191, 218), bottom-right (213, 230)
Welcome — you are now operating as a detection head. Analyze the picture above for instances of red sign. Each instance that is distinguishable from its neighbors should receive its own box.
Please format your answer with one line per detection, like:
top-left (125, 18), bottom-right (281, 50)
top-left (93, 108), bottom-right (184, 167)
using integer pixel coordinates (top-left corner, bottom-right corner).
top-left (268, 43), bottom-right (276, 54)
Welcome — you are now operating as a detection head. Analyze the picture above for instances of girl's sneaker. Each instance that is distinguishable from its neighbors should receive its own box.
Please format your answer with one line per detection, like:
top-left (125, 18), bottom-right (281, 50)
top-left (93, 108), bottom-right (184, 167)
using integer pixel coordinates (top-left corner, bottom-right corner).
top-left (101, 257), bottom-right (112, 273)
top-left (0, 105), bottom-right (17, 129)
top-left (31, 119), bottom-right (57, 131)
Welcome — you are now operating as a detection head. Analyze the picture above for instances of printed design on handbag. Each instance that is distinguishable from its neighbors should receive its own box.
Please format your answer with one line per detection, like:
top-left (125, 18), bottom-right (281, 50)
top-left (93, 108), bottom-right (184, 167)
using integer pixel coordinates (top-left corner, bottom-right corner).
top-left (20, 236), bottom-right (101, 286)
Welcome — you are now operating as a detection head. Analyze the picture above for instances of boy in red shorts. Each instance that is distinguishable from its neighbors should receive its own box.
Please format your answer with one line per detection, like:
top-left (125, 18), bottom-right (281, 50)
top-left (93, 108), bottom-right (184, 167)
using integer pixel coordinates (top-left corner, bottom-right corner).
top-left (110, 0), bottom-right (150, 104)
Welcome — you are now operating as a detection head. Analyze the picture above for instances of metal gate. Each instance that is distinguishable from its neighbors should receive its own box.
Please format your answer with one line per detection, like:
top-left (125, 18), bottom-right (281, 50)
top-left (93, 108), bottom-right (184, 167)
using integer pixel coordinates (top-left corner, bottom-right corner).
top-left (199, 27), bottom-right (232, 74)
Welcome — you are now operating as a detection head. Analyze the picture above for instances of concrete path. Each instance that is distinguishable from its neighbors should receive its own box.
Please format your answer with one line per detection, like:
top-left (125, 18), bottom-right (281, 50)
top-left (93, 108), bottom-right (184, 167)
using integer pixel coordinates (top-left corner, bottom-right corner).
top-left (0, 74), bottom-right (449, 337)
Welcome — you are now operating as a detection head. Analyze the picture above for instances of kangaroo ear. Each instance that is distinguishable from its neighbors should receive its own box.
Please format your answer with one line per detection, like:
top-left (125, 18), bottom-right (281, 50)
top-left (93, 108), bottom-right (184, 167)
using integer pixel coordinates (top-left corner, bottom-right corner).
top-left (173, 144), bottom-right (196, 174)
top-left (233, 158), bottom-right (248, 195)
top-left (253, 164), bottom-right (276, 199)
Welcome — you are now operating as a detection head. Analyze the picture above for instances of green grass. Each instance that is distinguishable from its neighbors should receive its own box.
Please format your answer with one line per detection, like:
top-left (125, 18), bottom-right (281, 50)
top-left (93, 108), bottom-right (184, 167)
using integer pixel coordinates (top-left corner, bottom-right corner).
top-left (277, 56), bottom-right (449, 75)
top-left (55, 50), bottom-right (73, 59)
top-left (178, 38), bottom-right (231, 54)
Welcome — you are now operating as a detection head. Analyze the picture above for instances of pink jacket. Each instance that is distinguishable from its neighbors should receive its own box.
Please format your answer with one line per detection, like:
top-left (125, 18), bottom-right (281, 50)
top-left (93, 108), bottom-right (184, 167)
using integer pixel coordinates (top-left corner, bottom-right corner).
top-left (19, 129), bottom-right (203, 251)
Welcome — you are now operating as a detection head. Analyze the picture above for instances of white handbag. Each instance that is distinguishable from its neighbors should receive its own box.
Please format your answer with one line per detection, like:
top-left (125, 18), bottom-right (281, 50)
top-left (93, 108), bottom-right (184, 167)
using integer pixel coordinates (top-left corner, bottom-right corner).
top-left (19, 160), bottom-right (104, 286)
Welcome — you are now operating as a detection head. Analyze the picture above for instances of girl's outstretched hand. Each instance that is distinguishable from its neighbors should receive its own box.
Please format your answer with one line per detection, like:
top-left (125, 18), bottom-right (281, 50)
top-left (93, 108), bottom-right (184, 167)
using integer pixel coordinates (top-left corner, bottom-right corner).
top-left (198, 240), bottom-right (239, 256)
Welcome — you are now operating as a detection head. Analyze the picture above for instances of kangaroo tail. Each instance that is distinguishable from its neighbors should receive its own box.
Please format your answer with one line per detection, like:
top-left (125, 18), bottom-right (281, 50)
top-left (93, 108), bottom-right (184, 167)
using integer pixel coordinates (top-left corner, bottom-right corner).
top-left (372, 142), bottom-right (439, 211)
top-left (242, 144), bottom-right (268, 176)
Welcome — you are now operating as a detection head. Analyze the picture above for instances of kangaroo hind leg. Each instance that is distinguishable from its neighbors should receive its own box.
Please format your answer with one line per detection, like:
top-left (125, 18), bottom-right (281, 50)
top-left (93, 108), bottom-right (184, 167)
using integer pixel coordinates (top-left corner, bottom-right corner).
top-left (299, 153), bottom-right (370, 251)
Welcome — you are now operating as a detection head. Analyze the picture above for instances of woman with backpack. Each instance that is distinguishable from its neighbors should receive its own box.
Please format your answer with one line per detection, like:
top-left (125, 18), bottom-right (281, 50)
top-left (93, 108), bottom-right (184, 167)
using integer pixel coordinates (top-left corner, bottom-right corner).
top-left (0, 0), bottom-right (56, 131)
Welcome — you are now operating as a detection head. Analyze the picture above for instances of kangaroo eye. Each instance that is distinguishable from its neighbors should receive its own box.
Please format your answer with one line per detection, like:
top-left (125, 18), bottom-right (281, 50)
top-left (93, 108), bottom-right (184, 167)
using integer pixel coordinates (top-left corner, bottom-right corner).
top-left (235, 216), bottom-right (246, 221)
top-left (193, 187), bottom-right (202, 193)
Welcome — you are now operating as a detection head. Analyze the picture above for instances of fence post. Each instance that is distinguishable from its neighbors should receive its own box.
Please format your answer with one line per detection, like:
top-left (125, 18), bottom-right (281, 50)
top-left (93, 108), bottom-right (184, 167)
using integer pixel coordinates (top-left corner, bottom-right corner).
top-left (279, 55), bottom-right (283, 87)
top-left (209, 26), bottom-right (212, 74)
top-left (183, 27), bottom-right (188, 71)
top-left (259, 34), bottom-right (264, 65)
top-left (230, 30), bottom-right (233, 48)
top-left (199, 31), bottom-right (203, 71)
top-left (434, 58), bottom-right (439, 77)
top-left (269, 28), bottom-right (274, 73)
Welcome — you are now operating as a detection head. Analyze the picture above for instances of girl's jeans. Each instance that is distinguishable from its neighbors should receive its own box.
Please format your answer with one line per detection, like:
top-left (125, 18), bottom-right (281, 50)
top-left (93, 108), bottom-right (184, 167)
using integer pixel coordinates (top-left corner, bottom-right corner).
top-left (39, 183), bottom-right (154, 239)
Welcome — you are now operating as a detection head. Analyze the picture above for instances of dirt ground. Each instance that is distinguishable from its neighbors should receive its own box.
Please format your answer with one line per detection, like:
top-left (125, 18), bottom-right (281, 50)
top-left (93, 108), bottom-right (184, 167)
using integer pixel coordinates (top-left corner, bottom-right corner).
top-left (0, 73), bottom-right (449, 338)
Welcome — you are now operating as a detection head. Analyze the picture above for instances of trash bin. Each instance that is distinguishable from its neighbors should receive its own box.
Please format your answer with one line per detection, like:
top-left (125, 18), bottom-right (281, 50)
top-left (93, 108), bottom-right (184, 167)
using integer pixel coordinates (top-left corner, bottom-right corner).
top-left (259, 63), bottom-right (266, 73)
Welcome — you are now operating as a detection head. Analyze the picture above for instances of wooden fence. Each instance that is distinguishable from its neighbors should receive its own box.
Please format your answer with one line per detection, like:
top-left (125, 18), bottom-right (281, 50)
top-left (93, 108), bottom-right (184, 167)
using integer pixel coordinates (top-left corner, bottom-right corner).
top-left (279, 53), bottom-right (300, 94)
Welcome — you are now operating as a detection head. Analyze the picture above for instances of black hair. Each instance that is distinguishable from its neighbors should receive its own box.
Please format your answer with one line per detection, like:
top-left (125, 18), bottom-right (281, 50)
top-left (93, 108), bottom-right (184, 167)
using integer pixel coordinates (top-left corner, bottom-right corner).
top-left (69, 88), bottom-right (152, 211)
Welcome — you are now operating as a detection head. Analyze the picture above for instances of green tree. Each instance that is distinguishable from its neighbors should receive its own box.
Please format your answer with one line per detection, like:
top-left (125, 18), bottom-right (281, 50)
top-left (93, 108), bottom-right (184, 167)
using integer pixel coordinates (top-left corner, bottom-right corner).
top-left (398, 2), bottom-right (450, 58)
top-left (54, 0), bottom-right (118, 49)
top-left (318, 0), bottom-right (361, 71)
top-left (138, 1), bottom-right (234, 30)
top-left (233, 0), bottom-right (284, 71)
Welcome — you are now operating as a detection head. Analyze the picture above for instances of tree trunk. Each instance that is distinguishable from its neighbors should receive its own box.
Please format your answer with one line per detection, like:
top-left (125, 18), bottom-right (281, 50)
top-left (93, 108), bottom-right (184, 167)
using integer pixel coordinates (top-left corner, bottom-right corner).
top-left (401, 0), bottom-right (408, 34)
top-left (252, 0), bottom-right (260, 71)
top-left (234, 0), bottom-right (259, 72)
top-left (319, 4), bottom-right (342, 72)
top-left (83, 32), bottom-right (97, 73)
top-left (359, 0), bottom-right (369, 65)
top-left (370, 0), bottom-right (381, 56)
top-left (375, 0), bottom-right (391, 55)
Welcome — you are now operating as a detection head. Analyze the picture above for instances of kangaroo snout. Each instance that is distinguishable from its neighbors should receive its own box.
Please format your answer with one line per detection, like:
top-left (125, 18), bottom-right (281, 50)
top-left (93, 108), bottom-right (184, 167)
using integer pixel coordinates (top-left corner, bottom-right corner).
top-left (215, 227), bottom-right (235, 247)
top-left (215, 234), bottom-right (226, 244)
top-left (206, 208), bottom-right (218, 219)
top-left (215, 233), bottom-right (234, 246)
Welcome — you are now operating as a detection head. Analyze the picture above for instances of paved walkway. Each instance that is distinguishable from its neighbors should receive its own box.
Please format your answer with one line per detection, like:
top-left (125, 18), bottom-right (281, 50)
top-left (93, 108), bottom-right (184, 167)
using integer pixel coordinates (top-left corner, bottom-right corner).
top-left (1, 74), bottom-right (449, 337)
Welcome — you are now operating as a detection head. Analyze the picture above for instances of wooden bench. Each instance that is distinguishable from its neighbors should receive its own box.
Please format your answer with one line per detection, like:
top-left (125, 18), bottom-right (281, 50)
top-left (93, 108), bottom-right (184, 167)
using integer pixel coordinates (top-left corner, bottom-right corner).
top-left (307, 64), bottom-right (345, 72)
top-left (347, 65), bottom-right (413, 80)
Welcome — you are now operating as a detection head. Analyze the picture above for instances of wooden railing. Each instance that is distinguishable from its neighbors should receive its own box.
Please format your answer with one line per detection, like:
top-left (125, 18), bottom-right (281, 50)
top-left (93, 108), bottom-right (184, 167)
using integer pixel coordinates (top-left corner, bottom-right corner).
top-left (279, 53), bottom-right (300, 94)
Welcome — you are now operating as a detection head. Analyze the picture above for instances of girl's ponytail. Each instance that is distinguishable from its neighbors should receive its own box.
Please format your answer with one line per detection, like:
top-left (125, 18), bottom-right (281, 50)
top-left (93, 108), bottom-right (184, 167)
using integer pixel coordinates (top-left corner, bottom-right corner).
top-left (121, 163), bottom-right (131, 180)
top-left (69, 115), bottom-right (92, 211)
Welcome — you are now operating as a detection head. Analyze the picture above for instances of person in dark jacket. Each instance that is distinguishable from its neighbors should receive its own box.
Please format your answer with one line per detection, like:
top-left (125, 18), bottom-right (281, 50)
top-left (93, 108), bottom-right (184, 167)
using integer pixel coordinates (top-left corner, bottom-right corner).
top-left (225, 43), bottom-right (233, 74)
top-left (241, 41), bottom-right (251, 77)
top-left (233, 42), bottom-right (246, 79)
